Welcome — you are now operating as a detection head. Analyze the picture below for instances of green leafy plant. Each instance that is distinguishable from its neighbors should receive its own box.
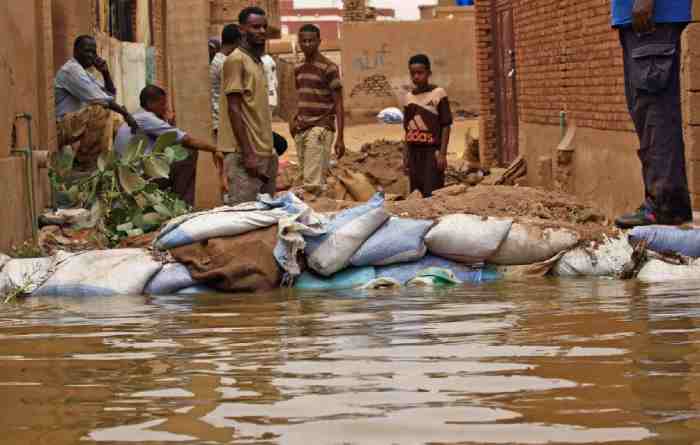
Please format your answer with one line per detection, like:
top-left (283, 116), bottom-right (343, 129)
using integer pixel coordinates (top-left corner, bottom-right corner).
top-left (50, 132), bottom-right (192, 245)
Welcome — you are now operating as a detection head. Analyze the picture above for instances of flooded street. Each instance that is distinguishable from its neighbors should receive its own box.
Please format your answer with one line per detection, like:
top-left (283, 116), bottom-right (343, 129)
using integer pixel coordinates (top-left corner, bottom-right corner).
top-left (1, 279), bottom-right (700, 444)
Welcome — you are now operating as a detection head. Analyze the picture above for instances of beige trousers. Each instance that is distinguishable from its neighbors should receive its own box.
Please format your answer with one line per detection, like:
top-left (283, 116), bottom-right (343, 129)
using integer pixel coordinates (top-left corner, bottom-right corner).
top-left (294, 126), bottom-right (335, 193)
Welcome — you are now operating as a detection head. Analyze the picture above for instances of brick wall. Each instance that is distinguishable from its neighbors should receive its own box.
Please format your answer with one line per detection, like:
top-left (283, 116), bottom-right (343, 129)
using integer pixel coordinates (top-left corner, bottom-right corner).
top-left (474, 0), bottom-right (498, 167)
top-left (475, 0), bottom-right (632, 166)
top-left (343, 0), bottom-right (368, 22)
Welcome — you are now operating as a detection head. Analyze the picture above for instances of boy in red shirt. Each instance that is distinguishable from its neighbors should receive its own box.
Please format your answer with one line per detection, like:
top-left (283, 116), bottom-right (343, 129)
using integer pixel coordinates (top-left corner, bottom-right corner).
top-left (403, 54), bottom-right (453, 197)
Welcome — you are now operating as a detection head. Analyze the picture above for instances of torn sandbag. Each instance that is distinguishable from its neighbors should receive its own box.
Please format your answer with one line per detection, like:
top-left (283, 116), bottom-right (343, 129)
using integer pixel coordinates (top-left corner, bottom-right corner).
top-left (0, 257), bottom-right (55, 296)
top-left (335, 169), bottom-right (377, 202)
top-left (629, 226), bottom-right (700, 258)
top-left (155, 192), bottom-right (307, 250)
top-left (360, 277), bottom-right (402, 290)
top-left (295, 267), bottom-right (376, 291)
top-left (425, 214), bottom-right (513, 264)
top-left (553, 236), bottom-right (632, 277)
top-left (406, 268), bottom-right (461, 287)
top-left (305, 193), bottom-right (390, 276)
top-left (488, 222), bottom-right (579, 265)
top-left (33, 249), bottom-right (163, 297)
top-left (350, 217), bottom-right (434, 267)
top-left (172, 226), bottom-right (281, 293)
top-left (637, 259), bottom-right (700, 282)
top-left (376, 255), bottom-right (501, 285)
top-left (144, 263), bottom-right (199, 295)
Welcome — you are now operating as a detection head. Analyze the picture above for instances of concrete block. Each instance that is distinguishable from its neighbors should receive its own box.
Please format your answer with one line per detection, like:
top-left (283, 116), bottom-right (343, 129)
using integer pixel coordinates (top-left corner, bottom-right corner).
top-left (0, 157), bottom-right (31, 252)
top-left (685, 91), bottom-right (700, 126)
top-left (684, 24), bottom-right (700, 57)
top-left (682, 51), bottom-right (700, 92)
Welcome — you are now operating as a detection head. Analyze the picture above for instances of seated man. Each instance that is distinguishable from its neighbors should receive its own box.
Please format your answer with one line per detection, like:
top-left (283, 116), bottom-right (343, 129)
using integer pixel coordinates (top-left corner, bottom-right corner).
top-left (55, 35), bottom-right (139, 172)
top-left (114, 85), bottom-right (220, 206)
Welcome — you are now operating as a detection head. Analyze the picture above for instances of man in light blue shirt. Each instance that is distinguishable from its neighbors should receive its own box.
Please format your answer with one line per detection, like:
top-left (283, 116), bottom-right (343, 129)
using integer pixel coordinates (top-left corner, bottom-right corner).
top-left (54, 35), bottom-right (139, 172)
top-left (612, 0), bottom-right (694, 228)
top-left (114, 85), bottom-right (220, 205)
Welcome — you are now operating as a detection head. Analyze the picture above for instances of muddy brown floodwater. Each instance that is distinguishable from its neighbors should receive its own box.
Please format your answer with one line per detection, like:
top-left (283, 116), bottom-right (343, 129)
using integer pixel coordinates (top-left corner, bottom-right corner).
top-left (1, 280), bottom-right (700, 444)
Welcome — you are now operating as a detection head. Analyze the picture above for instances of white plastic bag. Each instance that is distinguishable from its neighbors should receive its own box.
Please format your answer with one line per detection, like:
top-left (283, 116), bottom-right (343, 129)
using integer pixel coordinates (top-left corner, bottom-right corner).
top-left (425, 214), bottom-right (512, 264)
top-left (377, 107), bottom-right (404, 124)
top-left (488, 222), bottom-right (579, 265)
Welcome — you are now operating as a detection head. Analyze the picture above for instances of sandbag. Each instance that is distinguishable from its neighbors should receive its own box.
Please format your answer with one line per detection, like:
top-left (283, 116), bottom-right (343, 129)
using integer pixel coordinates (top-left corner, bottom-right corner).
top-left (637, 259), bottom-right (700, 282)
top-left (172, 226), bottom-right (281, 292)
top-left (335, 169), bottom-right (377, 202)
top-left (155, 208), bottom-right (287, 250)
top-left (0, 257), bottom-right (54, 296)
top-left (377, 107), bottom-right (404, 124)
top-left (350, 217), bottom-right (434, 267)
top-left (376, 255), bottom-right (501, 285)
top-left (425, 214), bottom-right (512, 264)
top-left (144, 263), bottom-right (199, 295)
top-left (488, 222), bottom-right (579, 265)
top-left (629, 226), bottom-right (700, 258)
top-left (295, 267), bottom-right (376, 291)
top-left (176, 284), bottom-right (220, 295)
top-left (305, 193), bottom-right (390, 276)
top-left (33, 249), bottom-right (162, 297)
top-left (553, 237), bottom-right (632, 277)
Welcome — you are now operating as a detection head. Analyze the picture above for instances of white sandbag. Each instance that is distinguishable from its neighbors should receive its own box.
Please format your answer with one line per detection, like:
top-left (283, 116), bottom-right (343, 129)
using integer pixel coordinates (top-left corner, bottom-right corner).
top-left (305, 194), bottom-right (390, 276)
top-left (350, 217), bottom-right (434, 266)
top-left (377, 107), bottom-right (404, 124)
top-left (0, 257), bottom-right (55, 295)
top-left (33, 249), bottom-right (162, 297)
top-left (553, 236), bottom-right (633, 277)
top-left (636, 259), bottom-right (700, 282)
top-left (144, 263), bottom-right (199, 295)
top-left (425, 214), bottom-right (512, 264)
top-left (0, 253), bottom-right (10, 270)
top-left (488, 222), bottom-right (580, 265)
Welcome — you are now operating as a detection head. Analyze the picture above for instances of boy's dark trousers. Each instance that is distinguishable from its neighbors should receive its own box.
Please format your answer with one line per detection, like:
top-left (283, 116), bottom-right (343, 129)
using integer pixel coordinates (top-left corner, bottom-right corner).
top-left (620, 24), bottom-right (692, 221)
top-left (407, 145), bottom-right (444, 198)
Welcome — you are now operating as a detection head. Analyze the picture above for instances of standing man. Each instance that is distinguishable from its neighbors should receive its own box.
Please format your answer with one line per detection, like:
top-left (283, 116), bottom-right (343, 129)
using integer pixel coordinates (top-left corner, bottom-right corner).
top-left (55, 35), bottom-right (139, 172)
top-left (291, 24), bottom-right (346, 194)
top-left (113, 85), bottom-right (220, 205)
top-left (613, 0), bottom-right (693, 228)
top-left (219, 7), bottom-right (277, 205)
top-left (211, 25), bottom-right (241, 139)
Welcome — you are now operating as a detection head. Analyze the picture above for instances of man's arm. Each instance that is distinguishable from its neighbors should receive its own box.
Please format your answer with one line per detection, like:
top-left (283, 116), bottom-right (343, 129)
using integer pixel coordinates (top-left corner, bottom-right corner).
top-left (228, 92), bottom-right (260, 178)
top-left (94, 57), bottom-right (116, 95)
top-left (107, 102), bottom-right (140, 132)
top-left (437, 125), bottom-right (451, 172)
top-left (632, 0), bottom-right (655, 33)
top-left (331, 88), bottom-right (346, 159)
top-left (182, 135), bottom-right (217, 153)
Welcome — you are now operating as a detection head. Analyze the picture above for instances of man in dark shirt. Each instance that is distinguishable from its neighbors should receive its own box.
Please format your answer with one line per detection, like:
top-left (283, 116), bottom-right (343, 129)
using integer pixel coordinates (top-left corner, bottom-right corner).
top-left (613, 0), bottom-right (694, 228)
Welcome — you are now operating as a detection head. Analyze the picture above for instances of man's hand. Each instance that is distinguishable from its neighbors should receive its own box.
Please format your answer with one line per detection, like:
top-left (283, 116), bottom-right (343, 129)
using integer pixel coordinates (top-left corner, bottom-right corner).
top-left (436, 152), bottom-right (447, 172)
top-left (213, 153), bottom-right (229, 194)
top-left (94, 56), bottom-right (109, 74)
top-left (243, 151), bottom-right (259, 179)
top-left (125, 114), bottom-right (141, 133)
top-left (334, 140), bottom-right (346, 160)
top-left (632, 0), bottom-right (655, 33)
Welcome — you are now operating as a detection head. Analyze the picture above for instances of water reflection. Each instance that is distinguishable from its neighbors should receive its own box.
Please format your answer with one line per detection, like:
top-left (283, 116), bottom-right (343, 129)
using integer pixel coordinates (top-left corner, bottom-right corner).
top-left (0, 279), bottom-right (698, 443)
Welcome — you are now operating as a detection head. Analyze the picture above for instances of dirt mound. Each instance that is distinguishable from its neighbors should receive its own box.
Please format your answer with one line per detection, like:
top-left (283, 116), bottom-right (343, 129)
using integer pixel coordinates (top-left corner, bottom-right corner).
top-left (386, 185), bottom-right (616, 242)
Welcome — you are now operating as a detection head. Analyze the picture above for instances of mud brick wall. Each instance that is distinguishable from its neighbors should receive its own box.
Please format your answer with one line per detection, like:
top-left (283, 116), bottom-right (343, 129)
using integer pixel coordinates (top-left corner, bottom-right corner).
top-left (344, 0), bottom-right (368, 22)
top-left (683, 9), bottom-right (700, 209)
top-left (474, 0), bottom-right (498, 168)
top-left (209, 0), bottom-right (281, 38)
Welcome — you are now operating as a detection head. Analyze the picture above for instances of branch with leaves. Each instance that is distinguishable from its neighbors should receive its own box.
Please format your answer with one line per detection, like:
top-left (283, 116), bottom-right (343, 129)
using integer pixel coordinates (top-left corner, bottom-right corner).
top-left (50, 132), bottom-right (192, 245)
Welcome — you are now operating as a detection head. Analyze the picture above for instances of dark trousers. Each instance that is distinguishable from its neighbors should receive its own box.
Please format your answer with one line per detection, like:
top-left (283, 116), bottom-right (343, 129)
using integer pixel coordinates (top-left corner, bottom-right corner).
top-left (620, 24), bottom-right (692, 221)
top-left (407, 145), bottom-right (444, 197)
top-left (157, 150), bottom-right (198, 206)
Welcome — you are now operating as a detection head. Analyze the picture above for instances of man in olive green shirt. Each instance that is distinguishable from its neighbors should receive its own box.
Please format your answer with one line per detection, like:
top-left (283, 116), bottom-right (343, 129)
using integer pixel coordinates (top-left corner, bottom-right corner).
top-left (219, 6), bottom-right (277, 205)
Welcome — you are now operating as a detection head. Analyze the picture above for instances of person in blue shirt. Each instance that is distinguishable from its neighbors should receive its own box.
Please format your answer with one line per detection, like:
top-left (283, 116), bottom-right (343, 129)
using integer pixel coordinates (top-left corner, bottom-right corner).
top-left (613, 0), bottom-right (694, 228)
top-left (114, 85), bottom-right (221, 205)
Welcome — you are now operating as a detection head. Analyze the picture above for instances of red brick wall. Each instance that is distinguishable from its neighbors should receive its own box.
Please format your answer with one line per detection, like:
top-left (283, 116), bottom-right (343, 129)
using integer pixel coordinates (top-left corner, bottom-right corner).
top-left (475, 0), bottom-right (632, 165)
top-left (474, 0), bottom-right (498, 167)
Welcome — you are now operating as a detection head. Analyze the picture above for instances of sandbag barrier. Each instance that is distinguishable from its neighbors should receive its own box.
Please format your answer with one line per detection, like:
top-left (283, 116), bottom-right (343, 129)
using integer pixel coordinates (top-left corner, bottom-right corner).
top-left (5, 195), bottom-right (700, 298)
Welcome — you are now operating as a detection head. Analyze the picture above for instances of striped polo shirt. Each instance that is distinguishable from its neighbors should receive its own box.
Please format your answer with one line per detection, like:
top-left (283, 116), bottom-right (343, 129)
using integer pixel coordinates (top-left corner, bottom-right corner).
top-left (294, 54), bottom-right (342, 132)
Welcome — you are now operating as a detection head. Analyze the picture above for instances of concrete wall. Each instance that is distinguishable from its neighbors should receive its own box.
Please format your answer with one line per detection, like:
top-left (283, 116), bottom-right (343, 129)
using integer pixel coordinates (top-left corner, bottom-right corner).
top-left (520, 123), bottom-right (643, 218)
top-left (340, 19), bottom-right (478, 122)
top-left (167, 0), bottom-right (221, 209)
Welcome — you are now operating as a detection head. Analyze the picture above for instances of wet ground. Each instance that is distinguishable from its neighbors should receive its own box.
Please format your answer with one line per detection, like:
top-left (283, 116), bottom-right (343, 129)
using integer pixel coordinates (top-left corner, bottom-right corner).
top-left (1, 279), bottom-right (700, 444)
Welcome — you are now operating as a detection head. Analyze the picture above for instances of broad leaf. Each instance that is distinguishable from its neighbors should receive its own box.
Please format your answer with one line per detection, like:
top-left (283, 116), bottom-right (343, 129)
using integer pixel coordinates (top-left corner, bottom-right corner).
top-left (152, 131), bottom-right (179, 154)
top-left (97, 150), bottom-right (115, 173)
top-left (124, 134), bottom-right (149, 164)
top-left (116, 222), bottom-right (134, 232)
top-left (118, 166), bottom-right (146, 194)
top-left (126, 228), bottom-right (145, 238)
top-left (143, 155), bottom-right (171, 179)
top-left (140, 212), bottom-right (163, 231)
top-left (164, 145), bottom-right (190, 163)
top-left (134, 193), bottom-right (148, 209)
top-left (153, 204), bottom-right (173, 219)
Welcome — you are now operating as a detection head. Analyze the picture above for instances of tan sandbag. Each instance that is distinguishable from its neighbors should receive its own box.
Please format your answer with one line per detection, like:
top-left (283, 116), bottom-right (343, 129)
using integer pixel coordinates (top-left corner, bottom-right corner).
top-left (327, 176), bottom-right (352, 201)
top-left (488, 222), bottom-right (579, 265)
top-left (171, 226), bottom-right (281, 292)
top-left (336, 169), bottom-right (376, 202)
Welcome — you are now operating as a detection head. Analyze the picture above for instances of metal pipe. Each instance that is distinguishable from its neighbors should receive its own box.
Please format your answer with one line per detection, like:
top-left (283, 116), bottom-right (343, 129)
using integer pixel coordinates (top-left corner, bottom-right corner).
top-left (559, 111), bottom-right (567, 141)
top-left (11, 113), bottom-right (38, 242)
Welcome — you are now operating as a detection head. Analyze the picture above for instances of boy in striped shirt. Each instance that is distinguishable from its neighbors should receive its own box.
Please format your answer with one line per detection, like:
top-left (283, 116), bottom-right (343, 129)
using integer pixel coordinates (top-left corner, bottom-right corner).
top-left (291, 24), bottom-right (346, 194)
